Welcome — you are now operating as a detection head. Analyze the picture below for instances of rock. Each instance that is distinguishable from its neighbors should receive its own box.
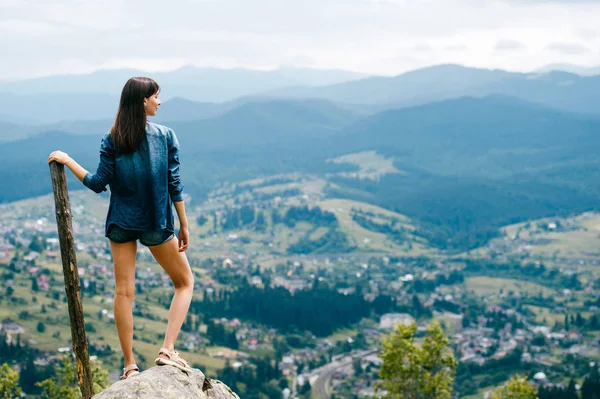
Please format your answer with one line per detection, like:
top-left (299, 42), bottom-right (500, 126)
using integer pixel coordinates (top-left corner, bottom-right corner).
top-left (93, 366), bottom-right (240, 399)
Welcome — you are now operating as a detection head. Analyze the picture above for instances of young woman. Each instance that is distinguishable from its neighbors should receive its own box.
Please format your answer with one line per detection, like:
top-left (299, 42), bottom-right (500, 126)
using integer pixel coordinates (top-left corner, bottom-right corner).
top-left (48, 77), bottom-right (195, 380)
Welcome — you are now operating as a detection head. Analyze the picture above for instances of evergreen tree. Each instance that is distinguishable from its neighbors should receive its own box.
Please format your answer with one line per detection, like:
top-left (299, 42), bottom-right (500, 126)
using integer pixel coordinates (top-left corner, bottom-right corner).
top-left (565, 379), bottom-right (578, 399)
top-left (19, 354), bottom-right (38, 394)
top-left (576, 312), bottom-right (585, 328)
top-left (31, 277), bottom-right (39, 292)
top-left (255, 211), bottom-right (266, 232)
top-left (240, 205), bottom-right (255, 226)
top-left (353, 358), bottom-right (362, 376)
top-left (28, 236), bottom-right (45, 253)
top-left (197, 214), bottom-right (208, 226)
top-left (581, 363), bottom-right (600, 399)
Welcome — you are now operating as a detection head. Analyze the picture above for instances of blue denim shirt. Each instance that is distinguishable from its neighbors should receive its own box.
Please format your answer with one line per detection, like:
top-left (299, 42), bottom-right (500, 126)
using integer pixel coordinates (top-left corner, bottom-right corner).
top-left (83, 122), bottom-right (184, 236)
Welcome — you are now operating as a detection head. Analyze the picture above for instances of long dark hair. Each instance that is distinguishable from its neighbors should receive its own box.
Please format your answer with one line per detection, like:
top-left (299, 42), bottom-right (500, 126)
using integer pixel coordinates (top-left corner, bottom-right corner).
top-left (111, 77), bottom-right (160, 153)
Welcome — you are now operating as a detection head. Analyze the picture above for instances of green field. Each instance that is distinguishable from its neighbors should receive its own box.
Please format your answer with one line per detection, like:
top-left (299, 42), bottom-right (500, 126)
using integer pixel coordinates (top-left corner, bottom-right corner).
top-left (317, 198), bottom-right (433, 256)
top-left (524, 305), bottom-right (565, 326)
top-left (479, 211), bottom-right (600, 262)
top-left (327, 150), bottom-right (404, 180)
top-left (465, 277), bottom-right (555, 297)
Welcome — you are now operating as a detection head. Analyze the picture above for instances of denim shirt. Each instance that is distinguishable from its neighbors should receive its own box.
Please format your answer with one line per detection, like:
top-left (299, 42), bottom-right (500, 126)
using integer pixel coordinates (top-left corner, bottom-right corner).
top-left (82, 122), bottom-right (184, 236)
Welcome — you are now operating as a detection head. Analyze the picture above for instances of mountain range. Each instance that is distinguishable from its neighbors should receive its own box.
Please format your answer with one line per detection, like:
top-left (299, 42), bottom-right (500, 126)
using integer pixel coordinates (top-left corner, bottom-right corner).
top-left (3, 90), bottom-right (600, 251)
top-left (2, 64), bottom-right (599, 126)
top-left (2, 62), bottom-right (600, 251)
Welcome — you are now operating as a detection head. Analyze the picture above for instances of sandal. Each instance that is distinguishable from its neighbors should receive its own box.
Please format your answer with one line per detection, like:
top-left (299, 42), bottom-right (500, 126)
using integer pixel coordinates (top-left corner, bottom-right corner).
top-left (154, 347), bottom-right (192, 373)
top-left (120, 364), bottom-right (140, 380)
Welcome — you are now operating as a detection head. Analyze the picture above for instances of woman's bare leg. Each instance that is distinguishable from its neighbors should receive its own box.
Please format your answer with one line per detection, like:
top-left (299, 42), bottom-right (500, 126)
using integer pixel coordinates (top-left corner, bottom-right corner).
top-left (110, 240), bottom-right (138, 368)
top-left (149, 237), bottom-right (194, 353)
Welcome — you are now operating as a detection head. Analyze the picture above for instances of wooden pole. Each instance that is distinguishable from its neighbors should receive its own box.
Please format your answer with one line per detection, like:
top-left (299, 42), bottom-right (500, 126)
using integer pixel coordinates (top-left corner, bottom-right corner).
top-left (49, 162), bottom-right (94, 399)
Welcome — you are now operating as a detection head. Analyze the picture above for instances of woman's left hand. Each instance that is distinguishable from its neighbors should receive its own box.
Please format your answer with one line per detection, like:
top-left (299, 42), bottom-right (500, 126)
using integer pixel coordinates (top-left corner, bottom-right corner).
top-left (178, 227), bottom-right (189, 252)
top-left (48, 150), bottom-right (71, 165)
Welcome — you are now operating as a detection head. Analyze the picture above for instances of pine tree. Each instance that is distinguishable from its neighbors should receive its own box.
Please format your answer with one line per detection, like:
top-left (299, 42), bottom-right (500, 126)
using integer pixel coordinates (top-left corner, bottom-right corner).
top-left (565, 379), bottom-right (578, 399)
top-left (581, 363), bottom-right (600, 399)
top-left (255, 211), bottom-right (266, 232)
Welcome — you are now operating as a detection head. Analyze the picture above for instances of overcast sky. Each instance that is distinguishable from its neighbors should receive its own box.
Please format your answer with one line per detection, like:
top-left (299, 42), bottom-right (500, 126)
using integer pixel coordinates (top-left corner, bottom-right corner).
top-left (1, 0), bottom-right (599, 80)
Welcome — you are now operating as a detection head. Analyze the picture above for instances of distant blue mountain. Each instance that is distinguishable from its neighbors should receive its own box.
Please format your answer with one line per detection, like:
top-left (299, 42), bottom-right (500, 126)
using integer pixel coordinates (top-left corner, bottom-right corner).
top-left (0, 66), bottom-right (367, 102)
top-left (262, 64), bottom-right (600, 115)
top-left (536, 63), bottom-right (600, 76)
top-left (3, 94), bottom-right (600, 251)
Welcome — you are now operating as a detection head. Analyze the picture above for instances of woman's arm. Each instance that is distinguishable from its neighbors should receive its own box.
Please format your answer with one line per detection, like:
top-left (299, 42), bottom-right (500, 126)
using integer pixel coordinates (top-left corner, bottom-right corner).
top-left (48, 133), bottom-right (115, 193)
top-left (167, 129), bottom-right (184, 202)
top-left (167, 128), bottom-right (188, 252)
top-left (174, 200), bottom-right (189, 252)
top-left (47, 151), bottom-right (89, 182)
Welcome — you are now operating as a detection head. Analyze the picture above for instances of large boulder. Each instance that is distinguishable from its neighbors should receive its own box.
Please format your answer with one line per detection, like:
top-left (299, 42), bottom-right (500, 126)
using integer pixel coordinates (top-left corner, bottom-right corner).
top-left (93, 366), bottom-right (240, 399)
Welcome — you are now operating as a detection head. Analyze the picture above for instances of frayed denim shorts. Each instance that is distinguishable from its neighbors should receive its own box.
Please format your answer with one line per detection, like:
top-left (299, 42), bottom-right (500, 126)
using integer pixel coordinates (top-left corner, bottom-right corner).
top-left (107, 224), bottom-right (175, 247)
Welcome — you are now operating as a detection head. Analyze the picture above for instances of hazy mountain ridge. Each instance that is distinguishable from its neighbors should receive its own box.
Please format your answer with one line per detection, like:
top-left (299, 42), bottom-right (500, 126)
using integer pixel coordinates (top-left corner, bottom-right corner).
top-left (3, 94), bottom-right (600, 251)
top-left (262, 64), bottom-right (600, 115)
top-left (0, 66), bottom-right (368, 102)
top-left (2, 63), bottom-right (599, 127)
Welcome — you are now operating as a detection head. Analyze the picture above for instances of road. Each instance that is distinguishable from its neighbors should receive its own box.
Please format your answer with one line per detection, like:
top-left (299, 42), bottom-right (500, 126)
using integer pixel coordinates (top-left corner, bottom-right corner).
top-left (310, 349), bottom-right (378, 399)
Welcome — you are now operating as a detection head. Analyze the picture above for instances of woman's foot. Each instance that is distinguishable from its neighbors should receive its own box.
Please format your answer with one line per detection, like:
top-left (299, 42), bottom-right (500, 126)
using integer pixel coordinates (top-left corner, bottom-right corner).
top-left (120, 363), bottom-right (140, 380)
top-left (154, 348), bottom-right (192, 373)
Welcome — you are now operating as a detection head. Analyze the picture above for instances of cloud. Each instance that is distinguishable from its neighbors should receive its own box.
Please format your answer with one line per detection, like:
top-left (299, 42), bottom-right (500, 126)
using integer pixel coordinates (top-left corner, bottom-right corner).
top-left (499, 0), bottom-right (599, 3)
top-left (1, 0), bottom-right (600, 79)
top-left (444, 44), bottom-right (469, 52)
top-left (546, 42), bottom-right (590, 54)
top-left (494, 39), bottom-right (527, 51)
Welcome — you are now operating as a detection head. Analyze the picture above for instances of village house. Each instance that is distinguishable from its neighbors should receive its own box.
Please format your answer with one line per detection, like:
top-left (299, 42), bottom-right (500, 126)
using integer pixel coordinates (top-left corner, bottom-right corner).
top-left (378, 313), bottom-right (415, 329)
top-left (1, 318), bottom-right (25, 335)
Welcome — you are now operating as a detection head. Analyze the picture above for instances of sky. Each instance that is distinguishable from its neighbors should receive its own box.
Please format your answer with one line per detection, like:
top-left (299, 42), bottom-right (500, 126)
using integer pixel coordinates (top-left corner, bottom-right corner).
top-left (1, 0), bottom-right (599, 80)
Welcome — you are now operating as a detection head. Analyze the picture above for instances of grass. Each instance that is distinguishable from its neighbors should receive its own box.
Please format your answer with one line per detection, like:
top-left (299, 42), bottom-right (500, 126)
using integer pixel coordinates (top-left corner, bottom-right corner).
top-left (325, 328), bottom-right (358, 343)
top-left (465, 277), bottom-right (555, 297)
top-left (317, 198), bottom-right (433, 256)
top-left (327, 150), bottom-right (404, 180)
top-left (524, 305), bottom-right (565, 326)
top-left (478, 212), bottom-right (600, 264)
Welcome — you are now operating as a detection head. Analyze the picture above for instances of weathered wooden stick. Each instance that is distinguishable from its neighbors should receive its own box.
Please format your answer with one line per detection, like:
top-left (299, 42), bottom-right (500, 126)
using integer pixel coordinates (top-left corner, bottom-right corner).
top-left (49, 162), bottom-right (94, 399)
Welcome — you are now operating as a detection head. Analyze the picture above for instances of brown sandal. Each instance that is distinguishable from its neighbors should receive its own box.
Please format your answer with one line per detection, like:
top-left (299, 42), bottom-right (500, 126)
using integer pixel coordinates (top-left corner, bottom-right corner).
top-left (154, 347), bottom-right (192, 373)
top-left (120, 364), bottom-right (140, 380)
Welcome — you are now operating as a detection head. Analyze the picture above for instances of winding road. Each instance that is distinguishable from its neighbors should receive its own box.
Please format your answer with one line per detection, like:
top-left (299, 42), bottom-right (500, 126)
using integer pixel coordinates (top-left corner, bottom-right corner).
top-left (310, 349), bottom-right (378, 399)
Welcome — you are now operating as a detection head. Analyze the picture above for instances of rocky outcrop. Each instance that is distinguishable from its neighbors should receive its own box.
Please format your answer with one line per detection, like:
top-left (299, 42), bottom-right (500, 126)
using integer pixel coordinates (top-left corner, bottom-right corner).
top-left (94, 366), bottom-right (240, 399)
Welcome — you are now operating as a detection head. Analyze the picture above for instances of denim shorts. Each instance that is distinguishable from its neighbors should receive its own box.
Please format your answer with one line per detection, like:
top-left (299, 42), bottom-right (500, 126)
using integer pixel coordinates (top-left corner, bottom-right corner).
top-left (107, 225), bottom-right (175, 247)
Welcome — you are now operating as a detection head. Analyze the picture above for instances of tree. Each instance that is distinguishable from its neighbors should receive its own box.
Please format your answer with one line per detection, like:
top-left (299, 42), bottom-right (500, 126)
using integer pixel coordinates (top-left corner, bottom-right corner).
top-left (29, 235), bottom-right (45, 253)
top-left (32, 277), bottom-right (39, 292)
top-left (375, 321), bottom-right (456, 399)
top-left (37, 355), bottom-right (80, 399)
top-left (37, 321), bottom-right (46, 333)
top-left (197, 214), bottom-right (208, 226)
top-left (299, 380), bottom-right (311, 396)
top-left (37, 354), bottom-right (110, 398)
top-left (353, 358), bottom-right (362, 376)
top-left (491, 375), bottom-right (536, 399)
top-left (0, 363), bottom-right (22, 399)
top-left (91, 359), bottom-right (110, 394)
top-left (255, 211), bottom-right (266, 232)
top-left (581, 363), bottom-right (600, 399)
